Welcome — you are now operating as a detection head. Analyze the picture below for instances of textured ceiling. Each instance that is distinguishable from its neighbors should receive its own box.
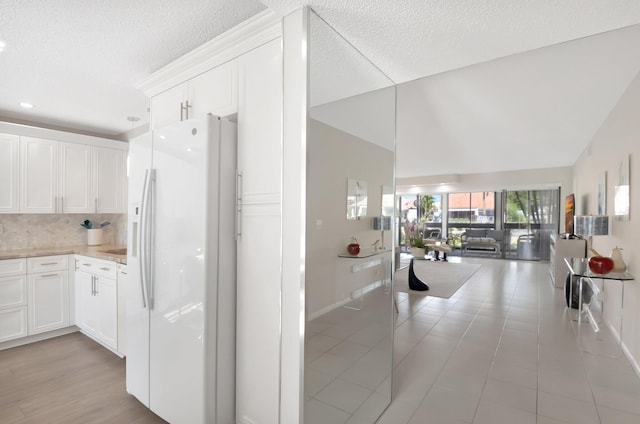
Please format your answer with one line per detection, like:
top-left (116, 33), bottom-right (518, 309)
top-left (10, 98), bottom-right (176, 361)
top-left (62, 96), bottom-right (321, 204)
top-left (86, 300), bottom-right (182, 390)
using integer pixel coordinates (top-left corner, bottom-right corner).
top-left (264, 0), bottom-right (640, 84)
top-left (1, 0), bottom-right (639, 181)
top-left (0, 0), bottom-right (266, 137)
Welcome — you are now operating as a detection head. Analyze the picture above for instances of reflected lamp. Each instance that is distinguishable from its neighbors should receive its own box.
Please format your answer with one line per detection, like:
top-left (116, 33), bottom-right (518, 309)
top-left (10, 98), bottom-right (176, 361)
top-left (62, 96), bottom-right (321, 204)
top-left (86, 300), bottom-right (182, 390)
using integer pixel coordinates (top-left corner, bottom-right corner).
top-left (372, 216), bottom-right (391, 251)
top-left (573, 215), bottom-right (609, 256)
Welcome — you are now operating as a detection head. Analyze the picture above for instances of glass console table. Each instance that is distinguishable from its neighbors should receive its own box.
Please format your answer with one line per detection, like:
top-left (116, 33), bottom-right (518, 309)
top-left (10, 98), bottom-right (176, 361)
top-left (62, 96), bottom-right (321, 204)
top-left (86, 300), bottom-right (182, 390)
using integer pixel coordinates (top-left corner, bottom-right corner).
top-left (564, 257), bottom-right (634, 355)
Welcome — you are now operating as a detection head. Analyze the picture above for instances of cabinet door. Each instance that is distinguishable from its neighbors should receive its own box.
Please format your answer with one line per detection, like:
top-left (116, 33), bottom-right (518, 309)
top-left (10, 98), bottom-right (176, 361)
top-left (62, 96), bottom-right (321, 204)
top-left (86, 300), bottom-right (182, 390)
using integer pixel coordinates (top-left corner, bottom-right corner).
top-left (237, 39), bottom-right (283, 203)
top-left (236, 204), bottom-right (282, 423)
top-left (97, 276), bottom-right (117, 350)
top-left (75, 271), bottom-right (98, 335)
top-left (189, 59), bottom-right (238, 119)
top-left (59, 142), bottom-right (93, 213)
top-left (151, 83), bottom-right (187, 130)
top-left (0, 133), bottom-right (20, 213)
top-left (0, 275), bottom-right (27, 309)
top-left (94, 147), bottom-right (126, 213)
top-left (0, 307), bottom-right (27, 342)
top-left (20, 137), bottom-right (58, 213)
top-left (27, 271), bottom-right (69, 335)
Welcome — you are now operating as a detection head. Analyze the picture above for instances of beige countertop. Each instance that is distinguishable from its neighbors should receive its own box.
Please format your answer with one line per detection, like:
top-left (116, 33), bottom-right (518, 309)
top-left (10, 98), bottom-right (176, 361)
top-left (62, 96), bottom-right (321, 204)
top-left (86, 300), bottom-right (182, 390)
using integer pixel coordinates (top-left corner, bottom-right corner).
top-left (0, 245), bottom-right (128, 265)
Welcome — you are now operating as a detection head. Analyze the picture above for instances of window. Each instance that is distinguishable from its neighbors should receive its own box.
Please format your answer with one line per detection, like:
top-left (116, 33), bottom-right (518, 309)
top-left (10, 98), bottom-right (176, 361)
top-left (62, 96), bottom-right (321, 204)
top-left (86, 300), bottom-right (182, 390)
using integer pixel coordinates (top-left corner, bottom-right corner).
top-left (503, 189), bottom-right (559, 260)
top-left (447, 192), bottom-right (496, 248)
top-left (398, 194), bottom-right (443, 246)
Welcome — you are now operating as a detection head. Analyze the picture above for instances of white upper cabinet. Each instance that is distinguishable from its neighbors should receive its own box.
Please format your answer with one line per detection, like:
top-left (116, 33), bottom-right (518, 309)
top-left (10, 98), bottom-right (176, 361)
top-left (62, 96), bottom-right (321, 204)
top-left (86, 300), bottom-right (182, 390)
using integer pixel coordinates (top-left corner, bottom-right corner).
top-left (150, 59), bottom-right (238, 130)
top-left (59, 143), bottom-right (127, 214)
top-left (20, 136), bottom-right (58, 214)
top-left (237, 39), bottom-right (283, 203)
top-left (94, 147), bottom-right (126, 213)
top-left (59, 141), bottom-right (92, 213)
top-left (0, 122), bottom-right (128, 214)
top-left (0, 133), bottom-right (19, 213)
top-left (189, 60), bottom-right (238, 119)
top-left (150, 84), bottom-right (187, 130)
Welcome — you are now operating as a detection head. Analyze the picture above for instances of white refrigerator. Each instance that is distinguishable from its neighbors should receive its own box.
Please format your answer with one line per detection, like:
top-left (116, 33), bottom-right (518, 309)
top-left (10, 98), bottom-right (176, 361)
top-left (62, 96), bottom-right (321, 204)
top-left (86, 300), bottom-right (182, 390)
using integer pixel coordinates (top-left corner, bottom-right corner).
top-left (126, 115), bottom-right (237, 424)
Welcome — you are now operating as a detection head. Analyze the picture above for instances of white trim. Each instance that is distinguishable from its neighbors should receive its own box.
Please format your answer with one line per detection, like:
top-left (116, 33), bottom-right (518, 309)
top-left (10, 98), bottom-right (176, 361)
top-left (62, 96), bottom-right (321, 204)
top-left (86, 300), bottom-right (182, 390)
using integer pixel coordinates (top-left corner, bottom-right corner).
top-left (0, 121), bottom-right (127, 150)
top-left (136, 10), bottom-right (282, 97)
top-left (606, 318), bottom-right (640, 380)
top-left (0, 326), bottom-right (78, 350)
top-left (307, 280), bottom-right (385, 321)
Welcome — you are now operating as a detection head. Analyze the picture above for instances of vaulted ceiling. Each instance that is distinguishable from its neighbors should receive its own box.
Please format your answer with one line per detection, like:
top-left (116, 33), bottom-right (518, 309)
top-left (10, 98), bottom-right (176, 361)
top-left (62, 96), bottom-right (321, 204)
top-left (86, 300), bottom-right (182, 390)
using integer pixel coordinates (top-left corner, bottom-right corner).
top-left (1, 0), bottom-right (639, 177)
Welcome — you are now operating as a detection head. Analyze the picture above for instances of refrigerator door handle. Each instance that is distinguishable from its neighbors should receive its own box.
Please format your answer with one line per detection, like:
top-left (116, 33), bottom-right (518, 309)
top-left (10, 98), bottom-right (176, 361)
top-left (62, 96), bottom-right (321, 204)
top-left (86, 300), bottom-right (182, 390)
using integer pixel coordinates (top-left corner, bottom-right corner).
top-left (147, 169), bottom-right (156, 310)
top-left (138, 169), bottom-right (150, 309)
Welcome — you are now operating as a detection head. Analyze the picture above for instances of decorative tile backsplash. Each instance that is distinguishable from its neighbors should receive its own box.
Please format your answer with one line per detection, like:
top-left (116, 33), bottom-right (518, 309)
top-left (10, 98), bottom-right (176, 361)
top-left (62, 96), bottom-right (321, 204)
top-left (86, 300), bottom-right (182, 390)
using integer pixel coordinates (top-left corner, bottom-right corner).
top-left (0, 214), bottom-right (127, 251)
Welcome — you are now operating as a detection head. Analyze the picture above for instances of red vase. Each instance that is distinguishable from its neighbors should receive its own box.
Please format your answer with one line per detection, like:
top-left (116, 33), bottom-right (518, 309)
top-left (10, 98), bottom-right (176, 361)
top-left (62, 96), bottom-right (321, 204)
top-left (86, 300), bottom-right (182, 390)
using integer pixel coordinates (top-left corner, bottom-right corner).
top-left (588, 256), bottom-right (614, 274)
top-left (347, 243), bottom-right (360, 255)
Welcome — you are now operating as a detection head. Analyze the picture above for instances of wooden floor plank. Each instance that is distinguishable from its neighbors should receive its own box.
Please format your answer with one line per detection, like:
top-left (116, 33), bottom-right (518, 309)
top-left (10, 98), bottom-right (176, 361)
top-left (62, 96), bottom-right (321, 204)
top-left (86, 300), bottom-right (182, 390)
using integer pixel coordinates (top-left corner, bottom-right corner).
top-left (0, 333), bottom-right (166, 423)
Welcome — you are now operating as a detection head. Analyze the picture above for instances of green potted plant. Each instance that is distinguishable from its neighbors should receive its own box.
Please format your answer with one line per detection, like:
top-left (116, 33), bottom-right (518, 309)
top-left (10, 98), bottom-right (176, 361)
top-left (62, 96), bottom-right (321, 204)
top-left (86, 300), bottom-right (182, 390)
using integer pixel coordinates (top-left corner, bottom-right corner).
top-left (409, 237), bottom-right (427, 258)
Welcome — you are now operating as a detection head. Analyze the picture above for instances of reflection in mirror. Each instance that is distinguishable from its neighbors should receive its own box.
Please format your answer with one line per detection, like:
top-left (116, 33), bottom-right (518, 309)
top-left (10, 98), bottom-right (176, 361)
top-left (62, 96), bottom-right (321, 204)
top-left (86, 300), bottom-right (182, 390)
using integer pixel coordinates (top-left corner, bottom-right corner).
top-left (347, 178), bottom-right (368, 220)
top-left (305, 9), bottom-right (396, 424)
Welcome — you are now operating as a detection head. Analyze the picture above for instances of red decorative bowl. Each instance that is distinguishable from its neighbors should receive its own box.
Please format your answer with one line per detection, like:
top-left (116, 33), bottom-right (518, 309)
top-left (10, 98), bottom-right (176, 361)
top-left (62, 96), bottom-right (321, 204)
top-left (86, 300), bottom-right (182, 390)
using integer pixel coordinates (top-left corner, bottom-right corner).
top-left (588, 256), bottom-right (614, 274)
top-left (347, 243), bottom-right (360, 256)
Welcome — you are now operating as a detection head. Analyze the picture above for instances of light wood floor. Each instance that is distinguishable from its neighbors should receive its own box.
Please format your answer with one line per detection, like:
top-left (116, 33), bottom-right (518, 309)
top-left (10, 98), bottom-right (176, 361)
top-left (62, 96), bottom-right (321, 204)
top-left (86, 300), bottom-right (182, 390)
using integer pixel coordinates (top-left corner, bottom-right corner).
top-left (0, 332), bottom-right (167, 424)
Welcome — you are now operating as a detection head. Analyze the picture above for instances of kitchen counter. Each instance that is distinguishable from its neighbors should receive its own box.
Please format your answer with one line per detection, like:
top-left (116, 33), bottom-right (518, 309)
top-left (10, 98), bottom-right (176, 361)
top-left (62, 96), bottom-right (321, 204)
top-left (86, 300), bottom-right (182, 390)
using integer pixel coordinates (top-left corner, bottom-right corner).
top-left (0, 245), bottom-right (128, 264)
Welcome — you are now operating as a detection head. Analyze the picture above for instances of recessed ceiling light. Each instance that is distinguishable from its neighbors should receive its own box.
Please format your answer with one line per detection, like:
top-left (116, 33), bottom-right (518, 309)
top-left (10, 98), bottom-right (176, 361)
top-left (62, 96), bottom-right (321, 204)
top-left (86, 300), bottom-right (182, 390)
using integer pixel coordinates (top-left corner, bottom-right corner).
top-left (20, 102), bottom-right (34, 109)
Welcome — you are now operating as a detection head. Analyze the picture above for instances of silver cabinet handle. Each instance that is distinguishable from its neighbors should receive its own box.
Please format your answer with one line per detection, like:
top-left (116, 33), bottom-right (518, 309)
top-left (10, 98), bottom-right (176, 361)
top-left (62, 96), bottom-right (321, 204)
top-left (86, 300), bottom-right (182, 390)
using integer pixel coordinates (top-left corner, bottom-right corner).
top-left (61, 196), bottom-right (64, 213)
top-left (41, 262), bottom-right (58, 266)
top-left (82, 263), bottom-right (92, 267)
top-left (74, 258), bottom-right (79, 271)
top-left (99, 267), bottom-right (110, 271)
top-left (41, 273), bottom-right (58, 277)
top-left (95, 198), bottom-right (98, 213)
top-left (235, 170), bottom-right (243, 240)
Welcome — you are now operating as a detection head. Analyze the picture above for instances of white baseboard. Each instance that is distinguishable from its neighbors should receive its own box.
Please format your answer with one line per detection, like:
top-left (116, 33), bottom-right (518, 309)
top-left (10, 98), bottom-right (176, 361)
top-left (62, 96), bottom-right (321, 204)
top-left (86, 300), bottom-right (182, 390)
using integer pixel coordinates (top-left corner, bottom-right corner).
top-left (308, 280), bottom-right (386, 321)
top-left (0, 326), bottom-right (78, 350)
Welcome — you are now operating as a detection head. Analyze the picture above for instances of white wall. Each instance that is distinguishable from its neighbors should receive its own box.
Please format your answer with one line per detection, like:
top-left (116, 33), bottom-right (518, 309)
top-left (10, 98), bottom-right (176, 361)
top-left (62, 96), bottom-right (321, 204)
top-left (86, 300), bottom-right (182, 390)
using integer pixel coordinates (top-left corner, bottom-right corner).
top-left (306, 119), bottom-right (394, 317)
top-left (573, 70), bottom-right (640, 373)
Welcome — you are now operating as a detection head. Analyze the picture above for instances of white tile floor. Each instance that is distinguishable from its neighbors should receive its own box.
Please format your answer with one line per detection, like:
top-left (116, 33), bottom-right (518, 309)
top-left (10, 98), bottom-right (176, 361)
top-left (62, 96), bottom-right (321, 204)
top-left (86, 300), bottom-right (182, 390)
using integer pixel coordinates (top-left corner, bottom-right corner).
top-left (306, 257), bottom-right (640, 424)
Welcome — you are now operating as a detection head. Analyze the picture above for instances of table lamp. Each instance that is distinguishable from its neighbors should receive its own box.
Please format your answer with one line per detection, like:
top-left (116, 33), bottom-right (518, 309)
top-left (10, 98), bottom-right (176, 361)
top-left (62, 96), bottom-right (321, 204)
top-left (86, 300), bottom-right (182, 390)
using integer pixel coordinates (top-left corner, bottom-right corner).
top-left (372, 216), bottom-right (391, 251)
top-left (573, 215), bottom-right (609, 256)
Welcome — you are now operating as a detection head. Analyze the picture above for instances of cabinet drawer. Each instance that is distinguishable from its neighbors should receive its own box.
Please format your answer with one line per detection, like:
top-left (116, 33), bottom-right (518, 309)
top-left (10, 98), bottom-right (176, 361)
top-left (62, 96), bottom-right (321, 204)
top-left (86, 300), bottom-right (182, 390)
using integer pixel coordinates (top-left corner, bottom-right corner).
top-left (0, 258), bottom-right (27, 277)
top-left (27, 255), bottom-right (68, 273)
top-left (0, 306), bottom-right (28, 342)
top-left (76, 256), bottom-right (117, 279)
top-left (0, 275), bottom-right (27, 309)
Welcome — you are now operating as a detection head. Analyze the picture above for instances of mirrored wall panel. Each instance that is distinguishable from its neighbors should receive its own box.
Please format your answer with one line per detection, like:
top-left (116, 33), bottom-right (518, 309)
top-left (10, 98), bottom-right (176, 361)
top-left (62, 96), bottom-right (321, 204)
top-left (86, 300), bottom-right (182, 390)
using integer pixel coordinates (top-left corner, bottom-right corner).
top-left (305, 9), bottom-right (396, 424)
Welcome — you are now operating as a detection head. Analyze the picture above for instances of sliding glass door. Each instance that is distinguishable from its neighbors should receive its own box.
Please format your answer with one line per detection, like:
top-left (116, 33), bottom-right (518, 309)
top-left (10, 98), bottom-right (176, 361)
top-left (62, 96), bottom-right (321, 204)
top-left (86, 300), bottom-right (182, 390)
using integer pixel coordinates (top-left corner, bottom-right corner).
top-left (503, 189), bottom-right (559, 260)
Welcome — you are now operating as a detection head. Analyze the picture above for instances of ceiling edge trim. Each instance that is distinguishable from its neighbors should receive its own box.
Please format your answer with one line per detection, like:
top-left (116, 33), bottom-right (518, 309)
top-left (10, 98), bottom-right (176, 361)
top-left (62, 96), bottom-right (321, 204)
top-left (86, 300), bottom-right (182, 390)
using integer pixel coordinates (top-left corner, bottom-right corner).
top-left (0, 121), bottom-right (128, 149)
top-left (136, 9), bottom-right (282, 97)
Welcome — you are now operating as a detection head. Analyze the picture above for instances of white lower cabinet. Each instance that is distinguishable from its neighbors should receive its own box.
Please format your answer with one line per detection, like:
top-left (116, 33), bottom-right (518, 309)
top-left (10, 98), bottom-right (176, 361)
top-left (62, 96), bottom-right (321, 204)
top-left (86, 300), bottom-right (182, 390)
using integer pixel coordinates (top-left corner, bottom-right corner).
top-left (27, 271), bottom-right (69, 335)
top-left (0, 307), bottom-right (27, 342)
top-left (0, 255), bottom-right (71, 344)
top-left (0, 272), bottom-right (28, 342)
top-left (75, 255), bottom-right (119, 352)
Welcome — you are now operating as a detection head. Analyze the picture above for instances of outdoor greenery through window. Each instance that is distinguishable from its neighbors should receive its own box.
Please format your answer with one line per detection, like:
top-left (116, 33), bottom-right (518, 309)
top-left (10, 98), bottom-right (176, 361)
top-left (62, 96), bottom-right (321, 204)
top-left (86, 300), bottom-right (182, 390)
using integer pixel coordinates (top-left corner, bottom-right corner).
top-left (503, 189), bottom-right (559, 260)
top-left (398, 189), bottom-right (559, 260)
top-left (399, 194), bottom-right (442, 246)
top-left (447, 192), bottom-right (495, 248)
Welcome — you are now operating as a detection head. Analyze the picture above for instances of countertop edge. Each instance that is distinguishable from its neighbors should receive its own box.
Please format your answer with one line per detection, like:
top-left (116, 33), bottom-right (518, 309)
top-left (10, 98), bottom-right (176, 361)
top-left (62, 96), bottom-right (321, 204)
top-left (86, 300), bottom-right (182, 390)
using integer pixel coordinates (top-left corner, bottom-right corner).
top-left (0, 245), bottom-right (128, 265)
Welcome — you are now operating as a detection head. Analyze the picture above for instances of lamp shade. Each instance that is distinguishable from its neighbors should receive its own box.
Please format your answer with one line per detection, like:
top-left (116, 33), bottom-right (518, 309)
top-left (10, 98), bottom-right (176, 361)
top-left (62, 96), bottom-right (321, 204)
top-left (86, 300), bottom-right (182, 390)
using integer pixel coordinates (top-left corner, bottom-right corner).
top-left (372, 216), bottom-right (391, 230)
top-left (574, 215), bottom-right (609, 236)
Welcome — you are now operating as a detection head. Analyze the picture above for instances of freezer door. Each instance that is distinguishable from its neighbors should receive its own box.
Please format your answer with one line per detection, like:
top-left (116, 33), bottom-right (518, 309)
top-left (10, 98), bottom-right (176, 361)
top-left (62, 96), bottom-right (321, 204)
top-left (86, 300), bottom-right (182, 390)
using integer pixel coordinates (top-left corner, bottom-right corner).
top-left (126, 132), bottom-right (152, 406)
top-left (148, 116), bottom-right (219, 424)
